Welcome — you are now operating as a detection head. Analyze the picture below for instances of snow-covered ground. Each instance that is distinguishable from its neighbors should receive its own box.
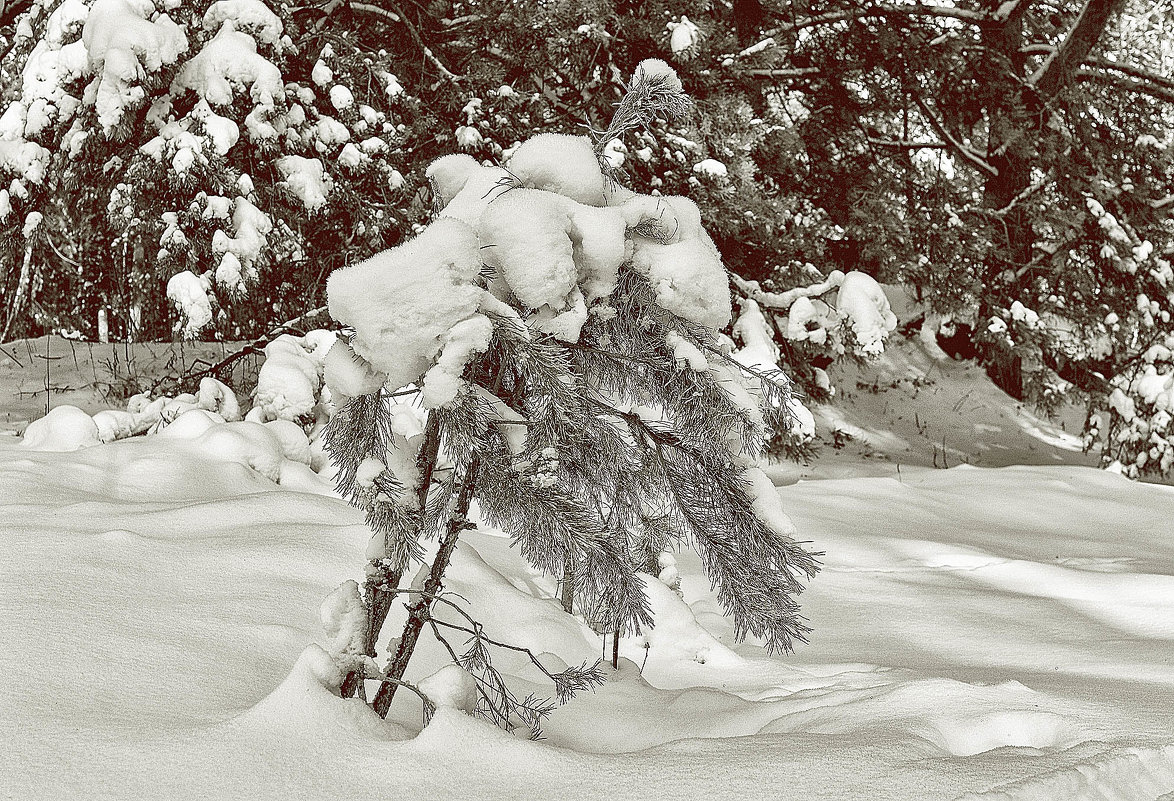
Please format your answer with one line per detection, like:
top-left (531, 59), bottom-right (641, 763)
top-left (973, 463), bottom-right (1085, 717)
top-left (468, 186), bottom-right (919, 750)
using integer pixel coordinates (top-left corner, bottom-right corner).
top-left (3, 336), bottom-right (1174, 800)
top-left (0, 337), bottom-right (255, 435)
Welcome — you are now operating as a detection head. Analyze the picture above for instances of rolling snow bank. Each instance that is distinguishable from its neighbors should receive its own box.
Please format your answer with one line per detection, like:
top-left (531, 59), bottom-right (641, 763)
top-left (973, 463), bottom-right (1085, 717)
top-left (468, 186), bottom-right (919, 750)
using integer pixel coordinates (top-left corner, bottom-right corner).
top-left (3, 423), bottom-right (1174, 799)
top-left (5, 331), bottom-right (338, 485)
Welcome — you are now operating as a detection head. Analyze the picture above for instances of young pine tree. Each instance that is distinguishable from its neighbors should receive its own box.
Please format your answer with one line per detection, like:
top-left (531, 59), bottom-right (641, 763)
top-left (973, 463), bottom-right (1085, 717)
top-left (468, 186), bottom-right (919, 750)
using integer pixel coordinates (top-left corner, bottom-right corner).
top-left (319, 61), bottom-right (818, 733)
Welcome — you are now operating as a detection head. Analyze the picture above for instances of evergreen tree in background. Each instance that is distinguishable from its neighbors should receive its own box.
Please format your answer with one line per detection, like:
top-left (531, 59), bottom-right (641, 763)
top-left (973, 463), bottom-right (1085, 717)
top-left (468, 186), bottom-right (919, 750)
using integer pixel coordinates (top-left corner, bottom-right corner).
top-left (717, 0), bottom-right (1174, 474)
top-left (3, 0), bottom-right (1173, 476)
top-left (0, 0), bottom-right (423, 341)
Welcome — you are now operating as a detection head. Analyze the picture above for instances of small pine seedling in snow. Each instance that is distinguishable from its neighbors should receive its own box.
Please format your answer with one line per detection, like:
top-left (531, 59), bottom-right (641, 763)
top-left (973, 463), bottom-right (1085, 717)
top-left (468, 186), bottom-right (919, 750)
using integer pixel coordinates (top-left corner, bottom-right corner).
top-left (320, 59), bottom-right (819, 736)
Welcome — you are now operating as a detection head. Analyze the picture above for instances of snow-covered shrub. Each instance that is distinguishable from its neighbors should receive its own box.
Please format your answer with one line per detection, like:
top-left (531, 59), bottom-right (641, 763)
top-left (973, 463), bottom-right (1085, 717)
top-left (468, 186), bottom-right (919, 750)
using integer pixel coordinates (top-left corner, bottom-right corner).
top-left (320, 63), bottom-right (819, 733)
top-left (1086, 333), bottom-right (1174, 478)
top-left (18, 332), bottom-right (339, 483)
top-left (247, 331), bottom-right (335, 424)
top-left (733, 268), bottom-right (897, 362)
top-left (727, 265), bottom-right (897, 456)
top-left (0, 0), bottom-right (415, 340)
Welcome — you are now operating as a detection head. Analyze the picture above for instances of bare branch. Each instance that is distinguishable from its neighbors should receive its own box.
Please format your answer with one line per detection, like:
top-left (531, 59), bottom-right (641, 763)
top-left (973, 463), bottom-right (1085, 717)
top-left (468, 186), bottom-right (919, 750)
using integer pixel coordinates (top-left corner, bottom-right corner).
top-left (745, 67), bottom-right (821, 79)
top-left (348, 1), bottom-right (398, 23)
top-left (158, 305), bottom-right (330, 391)
top-left (349, 1), bottom-right (462, 85)
top-left (912, 92), bottom-right (999, 177)
top-left (1086, 58), bottom-right (1174, 95)
top-left (1024, 43), bottom-right (1174, 94)
top-left (1075, 69), bottom-right (1174, 104)
top-left (359, 667), bottom-right (436, 720)
top-left (993, 0), bottom-right (1040, 23)
top-left (867, 137), bottom-right (949, 150)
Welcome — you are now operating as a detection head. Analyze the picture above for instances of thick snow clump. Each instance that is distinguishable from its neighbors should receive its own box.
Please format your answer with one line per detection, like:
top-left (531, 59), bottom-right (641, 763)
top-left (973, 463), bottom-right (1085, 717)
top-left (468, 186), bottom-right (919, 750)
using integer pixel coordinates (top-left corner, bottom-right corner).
top-left (327, 126), bottom-right (735, 404)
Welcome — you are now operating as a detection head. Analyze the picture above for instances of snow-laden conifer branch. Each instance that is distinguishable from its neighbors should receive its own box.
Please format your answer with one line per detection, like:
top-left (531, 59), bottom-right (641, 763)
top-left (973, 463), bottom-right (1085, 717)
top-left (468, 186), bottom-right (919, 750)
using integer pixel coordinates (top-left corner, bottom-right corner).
top-left (590, 60), bottom-right (691, 178)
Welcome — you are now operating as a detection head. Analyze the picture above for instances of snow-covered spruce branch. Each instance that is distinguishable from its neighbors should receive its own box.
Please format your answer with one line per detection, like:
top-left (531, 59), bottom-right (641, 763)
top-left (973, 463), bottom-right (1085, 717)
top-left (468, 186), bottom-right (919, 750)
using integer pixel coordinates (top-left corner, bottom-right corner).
top-left (729, 271), bottom-right (843, 311)
top-left (701, 342), bottom-right (795, 399)
top-left (577, 334), bottom-right (796, 435)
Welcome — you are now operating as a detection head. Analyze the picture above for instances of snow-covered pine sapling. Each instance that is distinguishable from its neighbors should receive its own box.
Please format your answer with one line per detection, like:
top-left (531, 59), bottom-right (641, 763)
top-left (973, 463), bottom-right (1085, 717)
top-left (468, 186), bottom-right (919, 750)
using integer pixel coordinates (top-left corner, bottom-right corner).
top-left (321, 59), bottom-right (818, 732)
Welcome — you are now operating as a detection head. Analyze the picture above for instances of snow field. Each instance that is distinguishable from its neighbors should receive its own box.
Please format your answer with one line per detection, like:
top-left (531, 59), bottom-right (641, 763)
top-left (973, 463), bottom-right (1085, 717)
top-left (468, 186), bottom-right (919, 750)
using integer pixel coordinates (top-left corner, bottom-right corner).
top-left (4, 421), bottom-right (1174, 799)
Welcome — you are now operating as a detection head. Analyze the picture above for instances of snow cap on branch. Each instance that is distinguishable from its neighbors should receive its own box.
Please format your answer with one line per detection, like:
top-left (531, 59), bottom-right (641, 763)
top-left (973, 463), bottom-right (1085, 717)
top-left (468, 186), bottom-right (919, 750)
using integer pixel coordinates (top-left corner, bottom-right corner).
top-left (508, 133), bottom-right (606, 206)
top-left (327, 217), bottom-right (485, 393)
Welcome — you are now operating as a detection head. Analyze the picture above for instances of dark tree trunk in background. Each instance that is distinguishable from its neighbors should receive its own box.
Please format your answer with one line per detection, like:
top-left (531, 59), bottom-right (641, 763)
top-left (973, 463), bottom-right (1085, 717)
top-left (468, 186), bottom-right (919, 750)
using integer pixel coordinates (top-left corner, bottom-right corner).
top-left (976, 0), bottom-right (1127, 398)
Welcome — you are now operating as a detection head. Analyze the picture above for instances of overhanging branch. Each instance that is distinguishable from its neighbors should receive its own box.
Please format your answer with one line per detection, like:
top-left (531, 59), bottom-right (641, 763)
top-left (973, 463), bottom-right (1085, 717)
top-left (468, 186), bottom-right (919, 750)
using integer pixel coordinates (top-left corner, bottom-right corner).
top-left (731, 4), bottom-right (989, 62)
top-left (911, 92), bottom-right (999, 177)
top-left (1023, 43), bottom-right (1174, 95)
top-left (1086, 57), bottom-right (1174, 94)
top-left (867, 137), bottom-right (949, 150)
top-left (745, 67), bottom-right (821, 80)
top-left (769, 4), bottom-right (989, 35)
top-left (1075, 70), bottom-right (1174, 104)
top-left (348, 0), bottom-right (462, 84)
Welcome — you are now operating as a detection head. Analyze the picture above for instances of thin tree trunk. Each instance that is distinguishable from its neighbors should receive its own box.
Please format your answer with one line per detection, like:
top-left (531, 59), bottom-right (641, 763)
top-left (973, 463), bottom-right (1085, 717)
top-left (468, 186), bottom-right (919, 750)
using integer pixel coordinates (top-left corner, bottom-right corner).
top-left (611, 629), bottom-right (620, 669)
top-left (339, 411), bottom-right (442, 700)
top-left (371, 453), bottom-right (480, 719)
top-left (559, 552), bottom-right (574, 614)
top-left (1, 241), bottom-right (34, 343)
